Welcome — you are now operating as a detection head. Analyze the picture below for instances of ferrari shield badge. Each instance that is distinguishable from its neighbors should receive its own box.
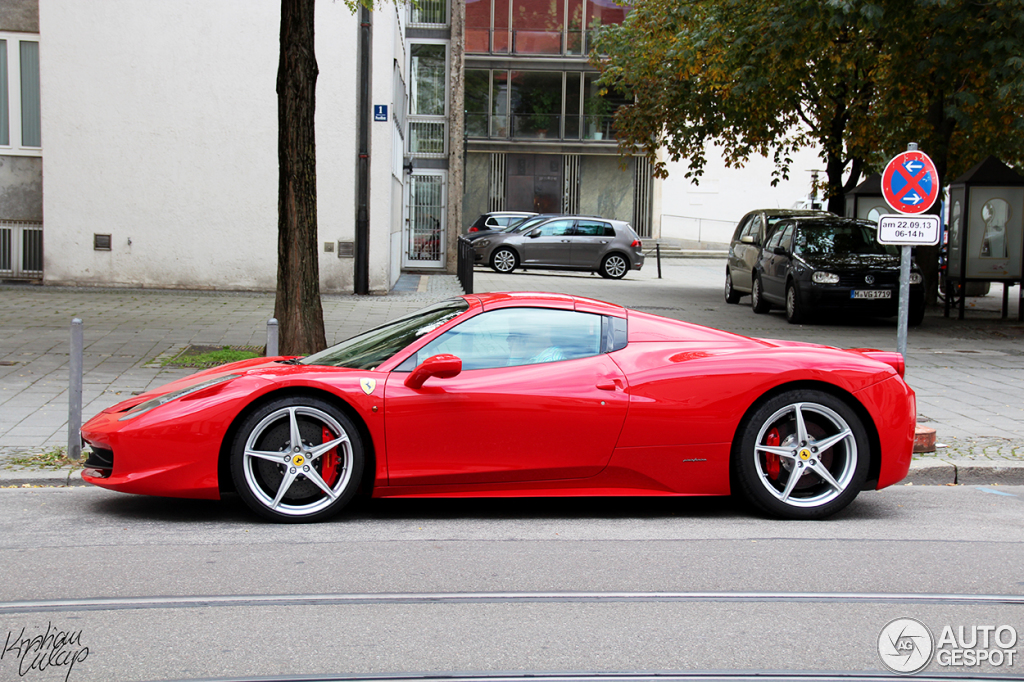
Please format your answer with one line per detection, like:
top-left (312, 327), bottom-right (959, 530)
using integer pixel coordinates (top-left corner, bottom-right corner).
top-left (360, 378), bottom-right (376, 395)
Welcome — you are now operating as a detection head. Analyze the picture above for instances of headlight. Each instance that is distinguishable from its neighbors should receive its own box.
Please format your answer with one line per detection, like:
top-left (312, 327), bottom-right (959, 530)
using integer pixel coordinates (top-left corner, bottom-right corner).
top-left (119, 374), bottom-right (240, 421)
top-left (476, 239), bottom-right (490, 248)
top-left (812, 271), bottom-right (840, 284)
top-left (910, 273), bottom-right (922, 284)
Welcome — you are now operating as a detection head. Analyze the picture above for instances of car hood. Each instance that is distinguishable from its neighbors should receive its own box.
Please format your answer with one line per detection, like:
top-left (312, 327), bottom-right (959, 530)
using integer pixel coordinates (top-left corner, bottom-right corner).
top-left (799, 253), bottom-right (914, 272)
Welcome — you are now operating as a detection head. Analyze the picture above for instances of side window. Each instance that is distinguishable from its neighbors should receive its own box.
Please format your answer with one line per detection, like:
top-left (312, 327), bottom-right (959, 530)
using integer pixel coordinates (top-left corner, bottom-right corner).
top-left (535, 219), bottom-right (575, 237)
top-left (746, 215), bottom-right (764, 243)
top-left (733, 217), bottom-right (752, 241)
top-left (778, 224), bottom-right (795, 251)
top-left (402, 308), bottom-right (605, 370)
top-left (575, 220), bottom-right (612, 237)
top-left (485, 217), bottom-right (501, 228)
top-left (765, 224), bottom-right (785, 250)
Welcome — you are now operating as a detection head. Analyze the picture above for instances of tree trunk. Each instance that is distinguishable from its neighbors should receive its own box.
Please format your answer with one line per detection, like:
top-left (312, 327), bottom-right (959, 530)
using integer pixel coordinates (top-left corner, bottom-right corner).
top-left (274, 0), bottom-right (327, 355)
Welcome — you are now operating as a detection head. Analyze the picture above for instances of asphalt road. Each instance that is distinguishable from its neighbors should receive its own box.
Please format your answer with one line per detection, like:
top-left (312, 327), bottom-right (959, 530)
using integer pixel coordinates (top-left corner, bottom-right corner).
top-left (2, 485), bottom-right (1023, 681)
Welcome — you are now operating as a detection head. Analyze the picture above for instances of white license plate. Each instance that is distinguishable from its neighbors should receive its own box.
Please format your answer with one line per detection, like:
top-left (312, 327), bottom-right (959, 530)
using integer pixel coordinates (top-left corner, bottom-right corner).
top-left (851, 290), bottom-right (891, 299)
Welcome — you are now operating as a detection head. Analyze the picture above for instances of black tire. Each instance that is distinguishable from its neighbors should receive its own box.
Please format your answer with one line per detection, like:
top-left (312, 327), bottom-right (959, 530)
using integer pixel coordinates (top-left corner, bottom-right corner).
top-left (785, 282), bottom-right (805, 324)
top-left (732, 389), bottom-right (870, 520)
top-left (751, 274), bottom-right (771, 314)
top-left (600, 253), bottom-right (629, 279)
top-left (230, 396), bottom-right (364, 523)
top-left (725, 269), bottom-right (742, 304)
top-left (490, 248), bottom-right (518, 274)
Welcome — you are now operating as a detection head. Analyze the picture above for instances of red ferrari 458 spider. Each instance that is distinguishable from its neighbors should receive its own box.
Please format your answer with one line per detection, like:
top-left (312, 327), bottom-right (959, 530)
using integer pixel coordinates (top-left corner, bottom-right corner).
top-left (80, 292), bottom-right (915, 522)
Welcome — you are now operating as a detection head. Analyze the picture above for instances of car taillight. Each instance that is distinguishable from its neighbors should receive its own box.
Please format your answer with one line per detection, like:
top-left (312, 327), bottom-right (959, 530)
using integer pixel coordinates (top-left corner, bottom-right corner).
top-left (469, 227), bottom-right (479, 232)
top-left (631, 239), bottom-right (641, 248)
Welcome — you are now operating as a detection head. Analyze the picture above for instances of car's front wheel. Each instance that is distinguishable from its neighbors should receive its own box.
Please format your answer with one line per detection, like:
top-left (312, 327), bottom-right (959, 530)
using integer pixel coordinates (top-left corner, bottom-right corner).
top-left (600, 253), bottom-right (629, 279)
top-left (732, 389), bottom-right (870, 520)
top-left (725, 269), bottom-right (742, 304)
top-left (490, 248), bottom-right (518, 274)
top-left (751, 274), bottom-right (771, 313)
top-left (231, 396), bottom-right (364, 523)
top-left (785, 283), bottom-right (805, 324)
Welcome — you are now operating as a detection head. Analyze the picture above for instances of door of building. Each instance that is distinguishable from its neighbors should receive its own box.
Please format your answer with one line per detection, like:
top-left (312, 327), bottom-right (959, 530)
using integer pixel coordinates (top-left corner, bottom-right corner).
top-left (403, 171), bottom-right (446, 268)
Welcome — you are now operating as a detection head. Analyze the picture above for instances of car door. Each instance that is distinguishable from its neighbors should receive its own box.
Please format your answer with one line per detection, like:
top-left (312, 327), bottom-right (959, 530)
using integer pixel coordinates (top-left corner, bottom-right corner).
top-left (730, 214), bottom-right (761, 292)
top-left (383, 307), bottom-right (629, 487)
top-left (521, 218), bottom-right (575, 266)
top-left (761, 223), bottom-right (794, 303)
top-left (571, 220), bottom-right (614, 268)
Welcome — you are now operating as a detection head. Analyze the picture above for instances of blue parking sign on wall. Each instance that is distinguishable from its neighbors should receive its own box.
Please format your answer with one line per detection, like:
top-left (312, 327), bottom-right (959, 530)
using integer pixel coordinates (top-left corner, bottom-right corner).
top-left (373, 105), bottom-right (388, 122)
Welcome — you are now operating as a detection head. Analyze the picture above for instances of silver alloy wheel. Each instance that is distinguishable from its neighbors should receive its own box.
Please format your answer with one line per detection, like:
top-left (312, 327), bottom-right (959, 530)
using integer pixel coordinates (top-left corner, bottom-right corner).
top-left (785, 284), bottom-right (802, 323)
top-left (725, 270), bottom-right (741, 303)
top-left (492, 248), bottom-right (517, 273)
top-left (241, 405), bottom-right (353, 518)
top-left (602, 254), bottom-right (628, 279)
top-left (752, 401), bottom-right (858, 508)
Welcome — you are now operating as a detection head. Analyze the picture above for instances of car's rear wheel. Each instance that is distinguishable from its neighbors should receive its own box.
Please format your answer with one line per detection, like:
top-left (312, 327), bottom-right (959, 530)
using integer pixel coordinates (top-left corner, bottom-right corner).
top-left (733, 389), bottom-right (869, 520)
top-left (785, 283), bottom-right (805, 324)
top-left (909, 304), bottom-right (925, 326)
top-left (600, 253), bottom-right (629, 279)
top-left (751, 274), bottom-right (771, 313)
top-left (231, 396), bottom-right (364, 523)
top-left (725, 269), bottom-right (742, 304)
top-left (491, 248), bottom-right (518, 274)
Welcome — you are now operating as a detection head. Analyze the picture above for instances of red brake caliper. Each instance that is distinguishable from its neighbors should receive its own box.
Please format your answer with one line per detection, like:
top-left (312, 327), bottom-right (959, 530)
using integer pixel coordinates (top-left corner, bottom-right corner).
top-left (765, 428), bottom-right (781, 480)
top-left (321, 426), bottom-right (337, 487)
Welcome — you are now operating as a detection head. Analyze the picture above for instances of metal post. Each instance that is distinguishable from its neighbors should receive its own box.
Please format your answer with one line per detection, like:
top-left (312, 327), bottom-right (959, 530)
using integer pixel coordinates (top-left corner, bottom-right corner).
top-left (68, 318), bottom-right (84, 460)
top-left (267, 318), bottom-right (279, 357)
top-left (656, 243), bottom-right (662, 279)
top-left (897, 245), bottom-right (911, 358)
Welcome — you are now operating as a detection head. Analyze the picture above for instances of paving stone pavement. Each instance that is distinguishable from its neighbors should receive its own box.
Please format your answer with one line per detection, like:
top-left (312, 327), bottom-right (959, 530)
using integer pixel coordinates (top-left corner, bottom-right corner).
top-left (2, 258), bottom-right (1022, 487)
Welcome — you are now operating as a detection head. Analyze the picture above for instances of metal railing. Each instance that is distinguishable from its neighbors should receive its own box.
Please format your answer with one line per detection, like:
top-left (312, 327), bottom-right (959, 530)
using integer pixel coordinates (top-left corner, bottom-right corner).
top-left (465, 114), bottom-right (616, 141)
top-left (465, 28), bottom-right (600, 56)
top-left (0, 221), bottom-right (43, 280)
top-left (457, 236), bottom-right (474, 295)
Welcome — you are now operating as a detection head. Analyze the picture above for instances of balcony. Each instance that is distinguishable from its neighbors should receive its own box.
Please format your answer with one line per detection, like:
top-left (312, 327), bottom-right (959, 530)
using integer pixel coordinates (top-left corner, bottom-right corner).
top-left (465, 28), bottom-right (600, 57)
top-left (466, 113), bottom-right (616, 141)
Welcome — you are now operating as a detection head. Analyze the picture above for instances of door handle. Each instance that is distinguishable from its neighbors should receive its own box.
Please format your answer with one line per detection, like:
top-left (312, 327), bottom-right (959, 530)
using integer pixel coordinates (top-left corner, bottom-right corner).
top-left (596, 380), bottom-right (617, 391)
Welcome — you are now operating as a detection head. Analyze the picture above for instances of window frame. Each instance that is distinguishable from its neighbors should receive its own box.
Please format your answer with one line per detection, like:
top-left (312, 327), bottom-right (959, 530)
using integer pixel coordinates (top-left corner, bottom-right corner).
top-left (0, 32), bottom-right (41, 156)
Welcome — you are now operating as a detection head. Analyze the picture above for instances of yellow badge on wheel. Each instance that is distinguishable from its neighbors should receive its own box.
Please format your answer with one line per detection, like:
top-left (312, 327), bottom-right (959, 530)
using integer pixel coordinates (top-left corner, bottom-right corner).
top-left (799, 449), bottom-right (812, 461)
top-left (293, 454), bottom-right (305, 466)
top-left (360, 378), bottom-right (376, 395)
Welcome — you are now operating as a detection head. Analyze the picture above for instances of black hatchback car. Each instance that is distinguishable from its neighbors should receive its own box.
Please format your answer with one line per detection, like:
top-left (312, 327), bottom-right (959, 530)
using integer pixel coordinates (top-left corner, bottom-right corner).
top-left (751, 216), bottom-right (925, 325)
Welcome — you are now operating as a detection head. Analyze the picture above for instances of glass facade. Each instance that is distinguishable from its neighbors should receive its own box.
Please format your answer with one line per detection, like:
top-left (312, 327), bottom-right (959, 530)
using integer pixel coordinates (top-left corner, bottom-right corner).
top-left (466, 0), bottom-right (628, 56)
top-left (465, 69), bottom-right (628, 141)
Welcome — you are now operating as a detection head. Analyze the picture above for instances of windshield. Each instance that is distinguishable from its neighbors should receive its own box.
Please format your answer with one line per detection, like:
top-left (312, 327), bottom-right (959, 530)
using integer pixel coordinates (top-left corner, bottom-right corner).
top-left (794, 223), bottom-right (898, 257)
top-left (300, 298), bottom-right (469, 369)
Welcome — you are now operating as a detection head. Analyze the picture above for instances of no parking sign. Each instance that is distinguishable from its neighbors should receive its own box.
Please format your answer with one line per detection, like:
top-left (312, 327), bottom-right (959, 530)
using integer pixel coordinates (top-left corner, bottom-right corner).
top-left (881, 150), bottom-right (940, 214)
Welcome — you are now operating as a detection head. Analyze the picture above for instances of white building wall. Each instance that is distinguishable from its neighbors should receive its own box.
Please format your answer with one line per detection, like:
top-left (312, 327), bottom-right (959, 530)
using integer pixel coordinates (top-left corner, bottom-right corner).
top-left (40, 0), bottom-right (395, 293)
top-left (659, 145), bottom-right (825, 248)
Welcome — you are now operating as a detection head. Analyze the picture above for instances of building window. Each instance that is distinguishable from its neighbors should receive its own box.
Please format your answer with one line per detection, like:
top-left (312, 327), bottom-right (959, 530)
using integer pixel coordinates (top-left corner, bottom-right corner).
top-left (0, 34), bottom-right (41, 154)
top-left (410, 0), bottom-right (448, 26)
top-left (409, 43), bottom-right (448, 158)
top-left (466, 0), bottom-right (628, 56)
top-left (465, 68), bottom-right (622, 141)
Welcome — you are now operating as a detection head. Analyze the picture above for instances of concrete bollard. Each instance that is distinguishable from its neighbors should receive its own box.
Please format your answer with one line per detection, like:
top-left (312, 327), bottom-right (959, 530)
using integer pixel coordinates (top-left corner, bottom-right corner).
top-left (68, 318), bottom-right (84, 460)
top-left (267, 318), bottom-right (279, 357)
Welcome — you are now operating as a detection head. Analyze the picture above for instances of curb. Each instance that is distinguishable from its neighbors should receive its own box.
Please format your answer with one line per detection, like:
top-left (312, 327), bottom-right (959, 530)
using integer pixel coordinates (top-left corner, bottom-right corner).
top-left (1, 462), bottom-right (1022, 489)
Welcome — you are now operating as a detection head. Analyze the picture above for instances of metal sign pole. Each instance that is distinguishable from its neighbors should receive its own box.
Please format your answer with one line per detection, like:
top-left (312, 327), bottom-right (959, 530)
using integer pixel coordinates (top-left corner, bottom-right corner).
top-left (897, 245), bottom-right (911, 357)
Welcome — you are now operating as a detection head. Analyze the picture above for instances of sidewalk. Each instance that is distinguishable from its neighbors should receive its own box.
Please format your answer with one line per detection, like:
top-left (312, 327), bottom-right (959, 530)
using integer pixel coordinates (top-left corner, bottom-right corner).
top-left (2, 263), bottom-right (1023, 488)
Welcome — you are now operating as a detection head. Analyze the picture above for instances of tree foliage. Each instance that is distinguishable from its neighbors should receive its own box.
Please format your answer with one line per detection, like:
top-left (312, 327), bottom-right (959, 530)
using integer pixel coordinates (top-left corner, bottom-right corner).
top-left (595, 0), bottom-right (1024, 215)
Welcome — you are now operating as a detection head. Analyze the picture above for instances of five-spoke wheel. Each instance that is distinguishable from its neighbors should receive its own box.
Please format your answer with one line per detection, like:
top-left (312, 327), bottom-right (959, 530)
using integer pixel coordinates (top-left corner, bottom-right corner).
top-left (733, 390), bottom-right (869, 519)
top-left (231, 396), bottom-right (364, 522)
top-left (725, 269), bottom-right (742, 304)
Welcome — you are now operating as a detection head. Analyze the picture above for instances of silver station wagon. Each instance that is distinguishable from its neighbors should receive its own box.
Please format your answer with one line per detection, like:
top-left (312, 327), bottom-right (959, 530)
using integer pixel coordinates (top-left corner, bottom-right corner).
top-left (472, 215), bottom-right (645, 279)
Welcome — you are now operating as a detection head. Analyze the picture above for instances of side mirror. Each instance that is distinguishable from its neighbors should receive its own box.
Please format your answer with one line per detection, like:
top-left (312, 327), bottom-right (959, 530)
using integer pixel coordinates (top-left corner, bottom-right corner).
top-left (528, 229), bottom-right (541, 238)
top-left (404, 353), bottom-right (462, 389)
top-left (740, 235), bottom-right (754, 244)
top-left (773, 246), bottom-right (788, 256)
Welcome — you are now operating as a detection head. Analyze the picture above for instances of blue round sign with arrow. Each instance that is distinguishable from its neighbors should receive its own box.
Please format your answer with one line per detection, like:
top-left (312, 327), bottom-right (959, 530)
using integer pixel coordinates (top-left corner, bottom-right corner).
top-left (881, 150), bottom-right (940, 214)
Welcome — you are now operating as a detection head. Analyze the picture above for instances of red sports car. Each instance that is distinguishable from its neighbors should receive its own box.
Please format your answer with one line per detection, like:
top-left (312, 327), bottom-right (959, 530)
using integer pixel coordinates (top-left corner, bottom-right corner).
top-left (80, 292), bottom-right (915, 522)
